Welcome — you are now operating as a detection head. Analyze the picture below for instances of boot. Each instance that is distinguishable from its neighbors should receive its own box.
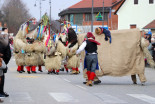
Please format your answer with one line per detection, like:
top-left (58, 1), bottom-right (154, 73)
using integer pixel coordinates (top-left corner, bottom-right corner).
top-left (86, 71), bottom-right (91, 86)
top-left (21, 66), bottom-right (25, 72)
top-left (94, 80), bottom-right (101, 84)
top-left (131, 75), bottom-right (137, 84)
top-left (64, 65), bottom-right (68, 73)
top-left (56, 70), bottom-right (59, 75)
top-left (60, 68), bottom-right (64, 71)
top-left (52, 70), bottom-right (56, 74)
top-left (94, 76), bottom-right (101, 84)
top-left (17, 66), bottom-right (22, 73)
top-left (88, 80), bottom-right (93, 86)
top-left (32, 66), bottom-right (37, 73)
top-left (75, 68), bottom-right (80, 74)
top-left (72, 68), bottom-right (77, 74)
top-left (83, 79), bottom-right (88, 84)
top-left (48, 69), bottom-right (52, 74)
top-left (26, 66), bottom-right (31, 74)
top-left (38, 65), bottom-right (43, 72)
top-left (89, 72), bottom-right (96, 86)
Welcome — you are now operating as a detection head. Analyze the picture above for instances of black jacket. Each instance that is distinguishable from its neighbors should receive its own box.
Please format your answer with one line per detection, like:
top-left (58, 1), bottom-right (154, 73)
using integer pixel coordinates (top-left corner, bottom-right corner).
top-left (85, 40), bottom-right (97, 53)
top-left (0, 43), bottom-right (11, 65)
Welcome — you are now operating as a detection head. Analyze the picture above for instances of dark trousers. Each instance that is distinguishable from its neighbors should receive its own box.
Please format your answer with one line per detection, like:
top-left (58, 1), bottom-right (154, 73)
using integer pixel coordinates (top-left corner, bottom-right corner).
top-left (0, 75), bottom-right (5, 93)
top-left (153, 51), bottom-right (155, 62)
top-left (86, 54), bottom-right (98, 73)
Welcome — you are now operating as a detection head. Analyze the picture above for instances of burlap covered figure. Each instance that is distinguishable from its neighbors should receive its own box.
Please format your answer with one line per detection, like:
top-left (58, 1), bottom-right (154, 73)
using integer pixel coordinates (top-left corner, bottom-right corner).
top-left (78, 28), bottom-right (155, 85)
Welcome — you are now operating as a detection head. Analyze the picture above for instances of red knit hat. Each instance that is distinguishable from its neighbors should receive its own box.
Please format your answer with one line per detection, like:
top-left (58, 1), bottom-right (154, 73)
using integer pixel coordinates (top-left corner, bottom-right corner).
top-left (87, 32), bottom-right (100, 45)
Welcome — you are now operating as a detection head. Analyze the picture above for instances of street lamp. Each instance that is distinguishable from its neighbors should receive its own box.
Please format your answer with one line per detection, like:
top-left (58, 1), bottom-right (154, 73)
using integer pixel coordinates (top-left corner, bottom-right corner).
top-left (34, 0), bottom-right (45, 20)
top-left (91, 0), bottom-right (93, 32)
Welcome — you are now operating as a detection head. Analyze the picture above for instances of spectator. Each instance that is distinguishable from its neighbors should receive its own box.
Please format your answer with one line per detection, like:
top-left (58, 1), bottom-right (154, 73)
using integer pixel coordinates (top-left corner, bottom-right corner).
top-left (0, 54), bottom-right (6, 102)
top-left (145, 32), bottom-right (152, 55)
top-left (151, 33), bottom-right (155, 62)
top-left (0, 27), bottom-right (11, 97)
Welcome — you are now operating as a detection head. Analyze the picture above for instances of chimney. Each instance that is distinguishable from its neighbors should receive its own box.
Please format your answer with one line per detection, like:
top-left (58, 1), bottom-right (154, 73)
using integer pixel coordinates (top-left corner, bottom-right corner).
top-left (112, 0), bottom-right (117, 4)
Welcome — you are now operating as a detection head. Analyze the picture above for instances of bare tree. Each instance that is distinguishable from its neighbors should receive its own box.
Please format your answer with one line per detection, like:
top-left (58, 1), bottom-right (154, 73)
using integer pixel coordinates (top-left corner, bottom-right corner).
top-left (2, 0), bottom-right (31, 34)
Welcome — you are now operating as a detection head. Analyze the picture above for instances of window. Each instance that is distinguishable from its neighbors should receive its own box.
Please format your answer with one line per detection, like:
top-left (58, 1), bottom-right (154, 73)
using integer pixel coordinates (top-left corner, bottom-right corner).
top-left (149, 0), bottom-right (154, 4)
top-left (134, 0), bottom-right (138, 4)
top-left (74, 14), bottom-right (83, 25)
top-left (104, 13), bottom-right (108, 21)
top-left (70, 14), bottom-right (74, 24)
top-left (64, 15), bottom-right (68, 21)
top-left (85, 14), bottom-right (92, 21)
top-left (130, 24), bottom-right (137, 29)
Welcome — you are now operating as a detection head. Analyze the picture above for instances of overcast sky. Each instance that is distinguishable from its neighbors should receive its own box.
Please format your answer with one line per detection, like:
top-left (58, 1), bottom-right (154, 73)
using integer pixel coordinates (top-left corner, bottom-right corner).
top-left (21, 0), bottom-right (81, 21)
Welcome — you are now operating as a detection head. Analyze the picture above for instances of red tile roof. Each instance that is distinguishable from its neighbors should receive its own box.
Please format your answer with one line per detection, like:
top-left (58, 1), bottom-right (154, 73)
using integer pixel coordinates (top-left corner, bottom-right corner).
top-left (143, 20), bottom-right (155, 29)
top-left (69, 0), bottom-right (121, 8)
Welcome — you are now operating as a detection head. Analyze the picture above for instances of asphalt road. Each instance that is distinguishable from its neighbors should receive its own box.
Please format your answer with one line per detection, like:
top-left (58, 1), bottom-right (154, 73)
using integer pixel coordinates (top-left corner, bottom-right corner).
top-left (2, 57), bottom-right (155, 104)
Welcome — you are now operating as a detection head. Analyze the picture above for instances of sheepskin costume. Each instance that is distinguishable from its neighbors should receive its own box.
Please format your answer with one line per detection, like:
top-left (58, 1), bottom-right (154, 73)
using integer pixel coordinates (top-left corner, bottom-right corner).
top-left (45, 44), bottom-right (62, 73)
top-left (24, 29), bottom-right (45, 73)
top-left (45, 53), bottom-right (62, 71)
top-left (55, 33), bottom-right (67, 58)
top-left (44, 33), bottom-right (67, 74)
top-left (14, 22), bottom-right (29, 72)
top-left (14, 24), bottom-right (28, 52)
top-left (66, 28), bottom-right (80, 74)
top-left (66, 43), bottom-right (80, 69)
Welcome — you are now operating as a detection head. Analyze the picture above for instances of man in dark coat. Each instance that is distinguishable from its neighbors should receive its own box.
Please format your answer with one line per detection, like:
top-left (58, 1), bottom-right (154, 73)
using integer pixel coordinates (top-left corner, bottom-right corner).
top-left (0, 28), bottom-right (11, 97)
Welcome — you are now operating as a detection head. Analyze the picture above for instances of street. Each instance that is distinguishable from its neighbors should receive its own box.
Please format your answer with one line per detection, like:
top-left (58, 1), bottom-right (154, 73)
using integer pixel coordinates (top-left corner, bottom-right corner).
top-left (2, 57), bottom-right (155, 104)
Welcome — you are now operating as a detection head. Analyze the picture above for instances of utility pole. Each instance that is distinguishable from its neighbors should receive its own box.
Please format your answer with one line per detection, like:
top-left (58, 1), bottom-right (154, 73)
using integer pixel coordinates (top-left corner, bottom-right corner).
top-left (91, 0), bottom-right (94, 32)
top-left (49, 0), bottom-right (51, 23)
top-left (40, 0), bottom-right (41, 20)
top-left (34, 0), bottom-right (45, 20)
top-left (102, 1), bottom-right (104, 27)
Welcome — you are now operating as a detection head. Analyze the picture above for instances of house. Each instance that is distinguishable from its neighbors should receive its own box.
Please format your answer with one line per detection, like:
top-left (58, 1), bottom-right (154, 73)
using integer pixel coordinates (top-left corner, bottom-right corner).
top-left (115, 0), bottom-right (155, 30)
top-left (143, 20), bottom-right (155, 34)
top-left (58, 0), bottom-right (124, 33)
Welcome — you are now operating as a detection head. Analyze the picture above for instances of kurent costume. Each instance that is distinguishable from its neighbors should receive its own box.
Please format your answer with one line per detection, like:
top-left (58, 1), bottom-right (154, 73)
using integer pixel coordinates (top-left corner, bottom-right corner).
top-left (25, 27), bottom-right (45, 74)
top-left (14, 16), bottom-right (48, 74)
top-left (14, 21), bottom-right (29, 73)
top-left (76, 32), bottom-right (100, 86)
top-left (78, 28), bottom-right (155, 85)
top-left (66, 28), bottom-right (80, 74)
top-left (45, 33), bottom-right (67, 74)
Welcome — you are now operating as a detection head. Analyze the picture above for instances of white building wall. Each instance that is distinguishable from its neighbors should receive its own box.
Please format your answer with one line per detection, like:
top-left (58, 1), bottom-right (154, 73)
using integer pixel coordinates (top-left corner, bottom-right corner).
top-left (117, 0), bottom-right (155, 30)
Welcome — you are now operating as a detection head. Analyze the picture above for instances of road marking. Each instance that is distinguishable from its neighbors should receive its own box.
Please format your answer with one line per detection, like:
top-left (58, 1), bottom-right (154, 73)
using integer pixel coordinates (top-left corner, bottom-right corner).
top-left (17, 75), bottom-right (39, 78)
top-left (94, 93), bottom-right (127, 103)
top-left (63, 79), bottom-right (71, 83)
top-left (10, 92), bottom-right (33, 102)
top-left (76, 85), bottom-right (87, 90)
top-left (127, 94), bottom-right (155, 104)
top-left (49, 93), bottom-right (78, 102)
